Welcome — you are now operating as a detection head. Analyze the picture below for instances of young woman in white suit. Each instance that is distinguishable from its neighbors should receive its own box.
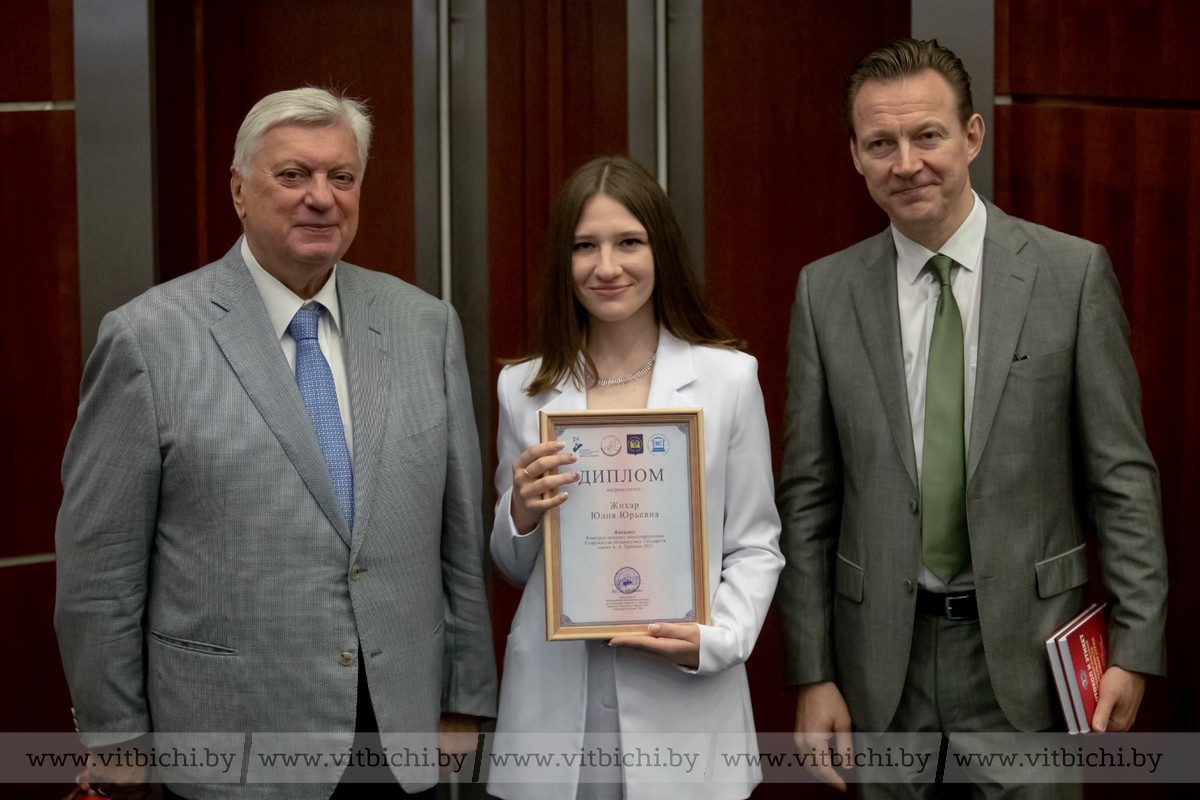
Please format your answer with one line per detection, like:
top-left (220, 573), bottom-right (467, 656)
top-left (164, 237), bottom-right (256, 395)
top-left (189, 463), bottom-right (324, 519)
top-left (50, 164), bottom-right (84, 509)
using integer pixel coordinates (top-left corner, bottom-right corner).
top-left (488, 156), bottom-right (784, 800)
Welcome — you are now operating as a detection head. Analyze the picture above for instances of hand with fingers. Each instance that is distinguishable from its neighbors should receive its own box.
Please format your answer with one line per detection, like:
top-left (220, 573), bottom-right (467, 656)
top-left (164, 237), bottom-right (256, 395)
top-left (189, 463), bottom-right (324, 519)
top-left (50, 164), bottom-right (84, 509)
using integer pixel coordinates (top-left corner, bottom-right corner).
top-left (1091, 665), bottom-right (1147, 733)
top-left (79, 749), bottom-right (151, 800)
top-left (511, 440), bottom-right (580, 534)
top-left (793, 681), bottom-right (854, 792)
top-left (607, 622), bottom-right (701, 669)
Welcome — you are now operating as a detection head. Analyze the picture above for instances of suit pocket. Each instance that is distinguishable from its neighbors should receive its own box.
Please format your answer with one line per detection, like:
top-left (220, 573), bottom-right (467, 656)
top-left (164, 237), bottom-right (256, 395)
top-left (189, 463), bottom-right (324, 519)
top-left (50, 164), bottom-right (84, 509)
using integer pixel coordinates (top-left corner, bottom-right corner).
top-left (835, 553), bottom-right (864, 604)
top-left (1034, 543), bottom-right (1088, 598)
top-left (148, 630), bottom-right (238, 656)
top-left (1010, 346), bottom-right (1072, 377)
top-left (146, 630), bottom-right (245, 735)
top-left (1010, 347), bottom-right (1073, 401)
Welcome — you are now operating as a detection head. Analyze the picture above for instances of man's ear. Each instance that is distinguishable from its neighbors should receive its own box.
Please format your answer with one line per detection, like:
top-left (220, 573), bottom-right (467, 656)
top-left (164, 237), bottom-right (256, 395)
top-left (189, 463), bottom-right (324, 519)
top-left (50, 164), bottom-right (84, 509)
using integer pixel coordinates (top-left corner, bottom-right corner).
top-left (964, 113), bottom-right (985, 165)
top-left (230, 166), bottom-right (246, 219)
top-left (850, 136), bottom-right (865, 176)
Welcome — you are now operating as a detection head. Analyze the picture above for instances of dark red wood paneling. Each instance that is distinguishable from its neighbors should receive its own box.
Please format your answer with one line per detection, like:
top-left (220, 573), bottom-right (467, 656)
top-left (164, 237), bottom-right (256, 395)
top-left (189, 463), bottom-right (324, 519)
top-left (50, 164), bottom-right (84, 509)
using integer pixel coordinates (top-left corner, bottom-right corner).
top-left (995, 101), bottom-right (1200, 644)
top-left (995, 0), bottom-right (1200, 745)
top-left (703, 0), bottom-right (908, 467)
top-left (0, 562), bottom-right (74, 732)
top-left (488, 0), bottom-right (629, 372)
top-left (562, 1), bottom-right (629, 174)
top-left (0, 0), bottom-right (72, 101)
top-left (2, 560), bottom-right (76, 800)
top-left (997, 0), bottom-right (1200, 101)
top-left (0, 0), bottom-right (53, 100)
top-left (0, 0), bottom-right (76, 777)
top-left (1, 110), bottom-right (80, 558)
top-left (47, 0), bottom-right (72, 99)
top-left (154, 0), bottom-right (204, 281)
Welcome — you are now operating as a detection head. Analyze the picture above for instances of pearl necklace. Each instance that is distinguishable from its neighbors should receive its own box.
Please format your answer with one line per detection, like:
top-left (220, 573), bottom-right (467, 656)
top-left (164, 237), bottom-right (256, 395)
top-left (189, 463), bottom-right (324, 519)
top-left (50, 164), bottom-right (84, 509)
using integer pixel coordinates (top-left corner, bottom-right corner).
top-left (594, 353), bottom-right (657, 387)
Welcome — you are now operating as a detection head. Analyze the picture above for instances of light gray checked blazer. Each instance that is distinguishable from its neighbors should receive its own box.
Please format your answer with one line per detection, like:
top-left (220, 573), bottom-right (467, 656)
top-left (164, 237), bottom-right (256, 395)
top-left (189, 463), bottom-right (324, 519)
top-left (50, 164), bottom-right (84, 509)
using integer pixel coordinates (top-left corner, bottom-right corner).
top-left (55, 243), bottom-right (497, 799)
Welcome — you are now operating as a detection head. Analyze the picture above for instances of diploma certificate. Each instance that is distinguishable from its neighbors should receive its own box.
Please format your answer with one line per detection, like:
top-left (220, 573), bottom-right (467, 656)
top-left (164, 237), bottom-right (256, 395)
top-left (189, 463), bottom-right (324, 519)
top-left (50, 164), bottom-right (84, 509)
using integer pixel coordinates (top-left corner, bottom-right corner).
top-left (540, 408), bottom-right (710, 640)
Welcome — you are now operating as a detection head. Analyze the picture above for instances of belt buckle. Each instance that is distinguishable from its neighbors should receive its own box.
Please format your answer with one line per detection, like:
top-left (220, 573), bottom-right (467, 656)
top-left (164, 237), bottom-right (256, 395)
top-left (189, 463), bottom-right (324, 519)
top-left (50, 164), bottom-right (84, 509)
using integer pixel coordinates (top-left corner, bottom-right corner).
top-left (943, 593), bottom-right (972, 621)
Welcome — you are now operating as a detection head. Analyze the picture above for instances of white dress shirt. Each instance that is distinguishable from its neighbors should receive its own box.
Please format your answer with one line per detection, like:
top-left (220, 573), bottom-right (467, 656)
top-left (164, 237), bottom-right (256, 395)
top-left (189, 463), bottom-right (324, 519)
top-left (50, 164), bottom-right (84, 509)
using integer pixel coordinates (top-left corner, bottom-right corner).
top-left (242, 238), bottom-right (354, 456)
top-left (893, 192), bottom-right (986, 591)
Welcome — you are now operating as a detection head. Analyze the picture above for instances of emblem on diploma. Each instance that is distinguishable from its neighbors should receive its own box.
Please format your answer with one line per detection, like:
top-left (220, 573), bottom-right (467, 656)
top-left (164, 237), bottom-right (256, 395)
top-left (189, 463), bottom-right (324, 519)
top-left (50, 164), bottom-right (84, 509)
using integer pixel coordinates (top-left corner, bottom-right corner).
top-left (614, 567), bottom-right (641, 594)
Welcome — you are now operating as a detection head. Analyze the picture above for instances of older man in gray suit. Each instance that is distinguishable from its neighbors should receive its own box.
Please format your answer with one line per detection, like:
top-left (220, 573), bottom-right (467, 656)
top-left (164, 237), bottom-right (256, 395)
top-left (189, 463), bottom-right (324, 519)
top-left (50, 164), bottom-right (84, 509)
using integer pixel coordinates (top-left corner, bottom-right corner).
top-left (55, 88), bottom-right (496, 799)
top-left (777, 39), bottom-right (1166, 796)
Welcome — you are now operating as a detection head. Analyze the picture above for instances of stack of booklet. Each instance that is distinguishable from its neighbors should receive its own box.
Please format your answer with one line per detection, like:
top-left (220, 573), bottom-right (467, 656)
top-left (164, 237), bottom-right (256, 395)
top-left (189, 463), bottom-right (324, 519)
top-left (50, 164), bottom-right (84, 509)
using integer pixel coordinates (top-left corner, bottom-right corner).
top-left (1045, 602), bottom-right (1108, 734)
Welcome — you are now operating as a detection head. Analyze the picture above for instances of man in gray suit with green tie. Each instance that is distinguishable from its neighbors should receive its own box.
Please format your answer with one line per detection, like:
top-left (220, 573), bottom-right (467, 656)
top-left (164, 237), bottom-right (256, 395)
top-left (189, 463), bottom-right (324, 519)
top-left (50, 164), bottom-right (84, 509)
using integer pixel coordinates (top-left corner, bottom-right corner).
top-left (777, 39), bottom-right (1167, 796)
top-left (55, 87), bottom-right (496, 799)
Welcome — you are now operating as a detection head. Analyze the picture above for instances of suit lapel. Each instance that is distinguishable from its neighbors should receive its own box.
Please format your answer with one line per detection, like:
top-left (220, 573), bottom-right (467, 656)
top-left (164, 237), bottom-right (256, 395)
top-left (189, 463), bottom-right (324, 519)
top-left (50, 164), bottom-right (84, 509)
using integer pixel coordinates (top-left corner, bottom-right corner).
top-left (968, 208), bottom-right (1037, 482)
top-left (851, 234), bottom-right (920, 490)
top-left (541, 372), bottom-right (587, 413)
top-left (338, 265), bottom-right (389, 555)
top-left (208, 248), bottom-right (353, 547)
top-left (647, 330), bottom-right (696, 408)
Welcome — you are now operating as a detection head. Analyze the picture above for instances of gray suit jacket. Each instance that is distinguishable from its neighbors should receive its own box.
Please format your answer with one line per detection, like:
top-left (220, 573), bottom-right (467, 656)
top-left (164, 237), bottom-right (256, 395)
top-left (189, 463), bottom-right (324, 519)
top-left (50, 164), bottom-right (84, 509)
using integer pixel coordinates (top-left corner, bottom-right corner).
top-left (55, 244), bottom-right (497, 798)
top-left (777, 202), bottom-right (1166, 732)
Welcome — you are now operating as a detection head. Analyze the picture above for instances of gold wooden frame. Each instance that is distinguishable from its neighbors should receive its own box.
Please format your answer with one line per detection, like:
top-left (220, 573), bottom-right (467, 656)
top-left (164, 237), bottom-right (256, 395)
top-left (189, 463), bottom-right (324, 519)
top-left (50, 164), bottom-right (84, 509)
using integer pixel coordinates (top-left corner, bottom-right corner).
top-left (540, 408), bottom-right (710, 640)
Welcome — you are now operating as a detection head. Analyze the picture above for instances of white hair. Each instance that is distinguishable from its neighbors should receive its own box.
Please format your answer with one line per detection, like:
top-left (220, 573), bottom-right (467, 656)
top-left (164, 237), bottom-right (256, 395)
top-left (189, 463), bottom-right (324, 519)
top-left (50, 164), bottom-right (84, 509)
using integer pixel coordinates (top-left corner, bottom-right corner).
top-left (231, 87), bottom-right (372, 177)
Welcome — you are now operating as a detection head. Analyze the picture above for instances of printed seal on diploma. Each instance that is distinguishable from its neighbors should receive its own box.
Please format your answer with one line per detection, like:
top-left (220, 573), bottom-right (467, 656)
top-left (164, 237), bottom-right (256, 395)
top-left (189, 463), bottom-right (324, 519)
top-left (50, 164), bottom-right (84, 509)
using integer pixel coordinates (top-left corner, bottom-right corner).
top-left (614, 566), bottom-right (641, 594)
top-left (539, 408), bottom-right (711, 640)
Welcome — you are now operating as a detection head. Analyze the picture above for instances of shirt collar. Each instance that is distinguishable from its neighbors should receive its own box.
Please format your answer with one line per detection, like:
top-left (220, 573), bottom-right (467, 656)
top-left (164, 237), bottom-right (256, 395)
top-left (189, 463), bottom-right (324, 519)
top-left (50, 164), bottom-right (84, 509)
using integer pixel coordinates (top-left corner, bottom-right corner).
top-left (893, 191), bottom-right (987, 285)
top-left (241, 237), bottom-right (343, 340)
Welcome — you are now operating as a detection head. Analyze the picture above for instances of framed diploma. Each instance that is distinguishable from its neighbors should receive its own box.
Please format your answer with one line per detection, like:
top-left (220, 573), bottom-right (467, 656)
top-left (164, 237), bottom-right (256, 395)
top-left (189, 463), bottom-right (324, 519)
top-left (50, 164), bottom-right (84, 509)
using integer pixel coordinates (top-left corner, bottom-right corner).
top-left (540, 408), bottom-right (710, 640)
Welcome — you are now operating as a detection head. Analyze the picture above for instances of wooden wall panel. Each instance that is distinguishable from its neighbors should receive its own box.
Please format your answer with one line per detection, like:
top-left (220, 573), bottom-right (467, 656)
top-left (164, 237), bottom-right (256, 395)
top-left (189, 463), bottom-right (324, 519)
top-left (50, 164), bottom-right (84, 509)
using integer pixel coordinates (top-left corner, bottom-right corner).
top-left (1, 110), bottom-right (77, 769)
top-left (997, 0), bottom-right (1200, 100)
top-left (996, 0), bottom-right (1200, 741)
top-left (703, 0), bottom-right (908, 466)
top-left (488, 0), bottom-right (629, 373)
top-left (0, 0), bottom-right (77, 781)
top-left (995, 103), bottom-right (1200, 733)
top-left (154, 1), bottom-right (204, 283)
top-left (155, 0), bottom-right (414, 283)
top-left (0, 0), bottom-right (73, 101)
top-left (0, 562), bottom-right (73, 730)
top-left (701, 3), bottom-right (907, 776)
top-left (0, 0), bottom-right (77, 560)
top-left (562, 2), bottom-right (629, 173)
top-left (1, 561), bottom-right (75, 800)
top-left (486, 0), bottom-right (629, 674)
top-left (1, 111), bottom-right (80, 559)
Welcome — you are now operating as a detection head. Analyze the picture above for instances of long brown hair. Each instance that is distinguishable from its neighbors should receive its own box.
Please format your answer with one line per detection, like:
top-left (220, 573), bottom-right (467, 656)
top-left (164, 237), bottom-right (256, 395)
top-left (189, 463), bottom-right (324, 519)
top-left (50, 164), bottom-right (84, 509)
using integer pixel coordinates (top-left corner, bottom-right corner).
top-left (517, 156), bottom-right (741, 396)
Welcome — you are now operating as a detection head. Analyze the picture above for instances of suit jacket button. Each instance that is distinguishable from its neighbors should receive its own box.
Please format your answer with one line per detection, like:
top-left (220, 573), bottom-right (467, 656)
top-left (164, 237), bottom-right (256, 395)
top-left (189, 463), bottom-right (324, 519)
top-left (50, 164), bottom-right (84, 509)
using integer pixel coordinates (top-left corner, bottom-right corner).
top-left (903, 579), bottom-right (914, 593)
top-left (349, 564), bottom-right (361, 581)
top-left (339, 651), bottom-right (355, 667)
top-left (908, 498), bottom-right (919, 513)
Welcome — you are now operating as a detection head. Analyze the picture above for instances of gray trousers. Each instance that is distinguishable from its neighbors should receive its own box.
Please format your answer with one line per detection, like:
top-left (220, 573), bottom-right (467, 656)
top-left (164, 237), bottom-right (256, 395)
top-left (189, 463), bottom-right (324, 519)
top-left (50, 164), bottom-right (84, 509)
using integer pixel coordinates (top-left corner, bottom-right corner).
top-left (858, 613), bottom-right (1081, 800)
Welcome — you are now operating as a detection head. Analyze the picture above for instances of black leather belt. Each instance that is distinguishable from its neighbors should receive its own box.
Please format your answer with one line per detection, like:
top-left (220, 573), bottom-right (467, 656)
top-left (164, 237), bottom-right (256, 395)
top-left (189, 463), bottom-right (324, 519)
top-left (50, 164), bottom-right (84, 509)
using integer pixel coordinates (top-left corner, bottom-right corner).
top-left (916, 589), bottom-right (978, 620)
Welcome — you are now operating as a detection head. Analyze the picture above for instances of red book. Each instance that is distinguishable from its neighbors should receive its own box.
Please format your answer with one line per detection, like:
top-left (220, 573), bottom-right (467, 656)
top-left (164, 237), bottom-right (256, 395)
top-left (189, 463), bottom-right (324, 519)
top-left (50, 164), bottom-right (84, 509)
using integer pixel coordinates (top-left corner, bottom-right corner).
top-left (1045, 602), bottom-right (1108, 734)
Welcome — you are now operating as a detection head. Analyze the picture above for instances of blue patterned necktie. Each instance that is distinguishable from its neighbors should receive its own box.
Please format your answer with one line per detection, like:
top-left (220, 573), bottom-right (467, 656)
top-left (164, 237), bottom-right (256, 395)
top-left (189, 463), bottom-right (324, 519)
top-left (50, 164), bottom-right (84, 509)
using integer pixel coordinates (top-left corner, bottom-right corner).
top-left (288, 304), bottom-right (354, 530)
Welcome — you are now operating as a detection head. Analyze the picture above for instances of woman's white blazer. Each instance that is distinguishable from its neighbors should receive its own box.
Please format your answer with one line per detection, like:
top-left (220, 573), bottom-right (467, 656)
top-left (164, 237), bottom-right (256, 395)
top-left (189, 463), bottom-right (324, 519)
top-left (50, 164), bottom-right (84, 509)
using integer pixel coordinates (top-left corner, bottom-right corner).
top-left (487, 330), bottom-right (784, 800)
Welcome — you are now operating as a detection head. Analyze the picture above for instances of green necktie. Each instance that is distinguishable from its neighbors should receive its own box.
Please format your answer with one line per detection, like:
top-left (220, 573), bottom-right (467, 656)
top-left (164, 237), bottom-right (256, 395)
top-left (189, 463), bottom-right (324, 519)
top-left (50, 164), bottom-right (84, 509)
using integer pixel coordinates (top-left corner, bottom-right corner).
top-left (921, 254), bottom-right (969, 583)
